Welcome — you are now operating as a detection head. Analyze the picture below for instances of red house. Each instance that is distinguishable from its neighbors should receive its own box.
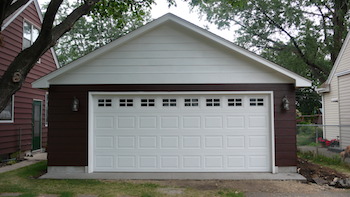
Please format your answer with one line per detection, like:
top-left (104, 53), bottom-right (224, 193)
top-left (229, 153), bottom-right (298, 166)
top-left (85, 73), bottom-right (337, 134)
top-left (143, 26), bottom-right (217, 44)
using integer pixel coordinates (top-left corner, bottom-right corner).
top-left (0, 0), bottom-right (58, 159)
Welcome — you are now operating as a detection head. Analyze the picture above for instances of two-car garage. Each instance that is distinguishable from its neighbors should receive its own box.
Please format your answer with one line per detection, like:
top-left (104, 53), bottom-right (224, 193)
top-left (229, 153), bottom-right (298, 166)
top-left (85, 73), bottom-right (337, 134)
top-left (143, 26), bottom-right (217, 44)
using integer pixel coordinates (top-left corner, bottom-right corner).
top-left (90, 92), bottom-right (273, 173)
top-left (33, 14), bottom-right (312, 178)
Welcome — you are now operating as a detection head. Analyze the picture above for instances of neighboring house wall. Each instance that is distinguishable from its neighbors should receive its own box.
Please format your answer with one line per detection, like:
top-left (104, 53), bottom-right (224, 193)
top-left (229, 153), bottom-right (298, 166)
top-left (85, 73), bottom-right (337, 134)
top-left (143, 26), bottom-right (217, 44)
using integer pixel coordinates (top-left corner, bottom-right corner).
top-left (47, 84), bottom-right (297, 167)
top-left (339, 74), bottom-right (350, 147)
top-left (322, 32), bottom-right (350, 146)
top-left (323, 87), bottom-right (340, 140)
top-left (0, 2), bottom-right (57, 156)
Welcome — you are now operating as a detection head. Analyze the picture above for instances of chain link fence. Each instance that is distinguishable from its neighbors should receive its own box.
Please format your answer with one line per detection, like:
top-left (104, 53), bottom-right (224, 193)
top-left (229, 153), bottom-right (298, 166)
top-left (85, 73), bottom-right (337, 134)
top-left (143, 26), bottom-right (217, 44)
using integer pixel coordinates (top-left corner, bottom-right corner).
top-left (296, 124), bottom-right (340, 148)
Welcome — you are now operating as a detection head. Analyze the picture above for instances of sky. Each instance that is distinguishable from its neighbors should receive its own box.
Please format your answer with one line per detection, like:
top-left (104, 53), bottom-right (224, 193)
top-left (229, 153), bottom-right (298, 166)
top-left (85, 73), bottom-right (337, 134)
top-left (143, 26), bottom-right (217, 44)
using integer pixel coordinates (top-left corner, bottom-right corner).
top-left (37, 0), bottom-right (235, 41)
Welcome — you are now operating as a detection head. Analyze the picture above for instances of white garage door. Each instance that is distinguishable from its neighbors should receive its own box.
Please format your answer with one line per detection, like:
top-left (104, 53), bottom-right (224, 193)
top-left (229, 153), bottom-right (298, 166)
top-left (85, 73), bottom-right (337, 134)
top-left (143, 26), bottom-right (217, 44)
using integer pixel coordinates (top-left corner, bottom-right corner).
top-left (91, 92), bottom-right (272, 172)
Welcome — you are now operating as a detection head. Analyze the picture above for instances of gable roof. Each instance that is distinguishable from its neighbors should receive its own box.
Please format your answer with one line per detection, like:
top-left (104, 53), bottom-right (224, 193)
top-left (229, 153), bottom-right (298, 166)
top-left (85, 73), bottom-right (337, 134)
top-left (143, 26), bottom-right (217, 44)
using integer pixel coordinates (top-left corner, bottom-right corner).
top-left (317, 32), bottom-right (350, 93)
top-left (32, 13), bottom-right (311, 88)
top-left (1, 0), bottom-right (59, 69)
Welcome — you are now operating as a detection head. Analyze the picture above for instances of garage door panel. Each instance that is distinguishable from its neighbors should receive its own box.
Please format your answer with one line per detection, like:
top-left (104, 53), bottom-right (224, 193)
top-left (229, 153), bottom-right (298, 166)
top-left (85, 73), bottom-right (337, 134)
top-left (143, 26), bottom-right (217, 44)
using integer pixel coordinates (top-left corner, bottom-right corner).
top-left (92, 93), bottom-right (271, 172)
top-left (227, 136), bottom-right (245, 148)
top-left (95, 136), bottom-right (114, 149)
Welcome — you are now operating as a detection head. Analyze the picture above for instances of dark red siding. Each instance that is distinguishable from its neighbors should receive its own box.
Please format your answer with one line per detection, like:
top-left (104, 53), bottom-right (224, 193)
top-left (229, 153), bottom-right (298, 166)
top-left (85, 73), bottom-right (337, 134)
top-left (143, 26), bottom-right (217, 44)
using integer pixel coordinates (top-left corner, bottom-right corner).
top-left (0, 2), bottom-right (57, 156)
top-left (48, 84), bottom-right (296, 167)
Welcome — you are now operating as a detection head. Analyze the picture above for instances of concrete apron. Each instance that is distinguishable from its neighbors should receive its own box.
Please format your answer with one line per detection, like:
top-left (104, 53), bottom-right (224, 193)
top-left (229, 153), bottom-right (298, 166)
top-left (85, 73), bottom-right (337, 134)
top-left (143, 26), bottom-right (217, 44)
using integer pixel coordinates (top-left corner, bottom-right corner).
top-left (40, 172), bottom-right (306, 181)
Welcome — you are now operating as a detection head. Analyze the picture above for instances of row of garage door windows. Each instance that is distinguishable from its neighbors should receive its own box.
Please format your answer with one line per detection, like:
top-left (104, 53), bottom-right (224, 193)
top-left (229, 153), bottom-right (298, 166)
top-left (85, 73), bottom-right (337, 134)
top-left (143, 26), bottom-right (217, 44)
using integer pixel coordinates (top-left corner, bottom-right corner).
top-left (98, 98), bottom-right (265, 108)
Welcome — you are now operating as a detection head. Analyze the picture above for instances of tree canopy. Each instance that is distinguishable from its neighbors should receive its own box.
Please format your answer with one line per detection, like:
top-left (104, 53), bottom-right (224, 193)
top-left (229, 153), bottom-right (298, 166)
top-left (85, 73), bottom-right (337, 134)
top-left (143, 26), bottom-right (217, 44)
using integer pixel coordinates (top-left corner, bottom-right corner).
top-left (52, 0), bottom-right (152, 66)
top-left (189, 0), bottom-right (350, 114)
top-left (189, 0), bottom-right (349, 83)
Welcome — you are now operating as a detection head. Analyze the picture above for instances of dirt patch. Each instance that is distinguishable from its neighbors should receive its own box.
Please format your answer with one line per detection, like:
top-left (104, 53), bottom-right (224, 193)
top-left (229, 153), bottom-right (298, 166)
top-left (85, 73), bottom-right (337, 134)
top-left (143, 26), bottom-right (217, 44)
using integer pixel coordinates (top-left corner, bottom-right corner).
top-left (297, 157), bottom-right (349, 184)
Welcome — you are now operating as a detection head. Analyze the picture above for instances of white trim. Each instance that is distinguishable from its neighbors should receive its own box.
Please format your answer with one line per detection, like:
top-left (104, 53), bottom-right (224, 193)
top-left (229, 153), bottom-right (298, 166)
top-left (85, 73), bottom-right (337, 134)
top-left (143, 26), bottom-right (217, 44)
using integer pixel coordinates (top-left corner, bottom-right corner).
top-left (335, 69), bottom-right (350, 77)
top-left (1, 0), bottom-right (34, 31)
top-left (88, 93), bottom-right (94, 173)
top-left (324, 32), bottom-right (350, 85)
top-left (32, 14), bottom-right (311, 88)
top-left (88, 91), bottom-right (276, 173)
top-left (269, 91), bottom-right (276, 173)
top-left (0, 95), bottom-right (15, 123)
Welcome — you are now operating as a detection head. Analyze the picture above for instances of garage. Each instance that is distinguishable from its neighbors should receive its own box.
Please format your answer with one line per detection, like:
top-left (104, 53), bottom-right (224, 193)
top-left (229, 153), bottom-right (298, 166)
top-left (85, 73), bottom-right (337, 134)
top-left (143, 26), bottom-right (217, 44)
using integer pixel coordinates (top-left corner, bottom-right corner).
top-left (33, 13), bottom-right (311, 178)
top-left (90, 92), bottom-right (273, 172)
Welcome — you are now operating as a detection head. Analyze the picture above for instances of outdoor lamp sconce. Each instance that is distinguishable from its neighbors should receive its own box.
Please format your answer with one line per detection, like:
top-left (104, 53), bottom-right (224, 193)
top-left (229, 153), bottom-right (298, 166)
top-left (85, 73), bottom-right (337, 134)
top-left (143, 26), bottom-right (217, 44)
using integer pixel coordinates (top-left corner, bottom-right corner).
top-left (72, 97), bottom-right (79, 112)
top-left (282, 96), bottom-right (290, 111)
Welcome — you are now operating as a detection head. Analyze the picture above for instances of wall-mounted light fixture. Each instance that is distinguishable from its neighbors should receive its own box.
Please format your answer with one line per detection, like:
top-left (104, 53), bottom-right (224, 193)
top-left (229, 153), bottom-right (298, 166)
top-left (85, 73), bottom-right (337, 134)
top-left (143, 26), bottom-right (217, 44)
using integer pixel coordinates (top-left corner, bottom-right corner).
top-left (72, 97), bottom-right (79, 112)
top-left (282, 96), bottom-right (290, 111)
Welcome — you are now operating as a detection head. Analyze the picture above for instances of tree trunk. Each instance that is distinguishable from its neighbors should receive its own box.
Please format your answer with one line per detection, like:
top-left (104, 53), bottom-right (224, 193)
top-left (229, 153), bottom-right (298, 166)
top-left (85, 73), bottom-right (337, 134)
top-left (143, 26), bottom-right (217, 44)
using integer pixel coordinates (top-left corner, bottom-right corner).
top-left (0, 0), bottom-right (99, 112)
top-left (331, 0), bottom-right (349, 64)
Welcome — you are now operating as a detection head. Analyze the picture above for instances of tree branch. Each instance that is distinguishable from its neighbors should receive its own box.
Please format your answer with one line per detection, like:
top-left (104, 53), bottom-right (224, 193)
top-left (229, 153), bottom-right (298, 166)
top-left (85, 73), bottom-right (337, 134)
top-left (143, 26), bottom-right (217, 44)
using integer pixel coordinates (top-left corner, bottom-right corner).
top-left (0, 0), bottom-right (29, 27)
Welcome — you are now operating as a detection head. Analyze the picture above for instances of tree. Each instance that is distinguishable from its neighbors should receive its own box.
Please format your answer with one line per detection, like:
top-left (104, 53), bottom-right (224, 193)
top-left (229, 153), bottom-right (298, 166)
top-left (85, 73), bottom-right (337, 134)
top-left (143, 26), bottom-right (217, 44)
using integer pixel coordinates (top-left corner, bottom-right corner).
top-left (52, 1), bottom-right (151, 66)
top-left (189, 0), bottom-right (349, 114)
top-left (0, 0), bottom-right (157, 112)
top-left (189, 0), bottom-right (349, 82)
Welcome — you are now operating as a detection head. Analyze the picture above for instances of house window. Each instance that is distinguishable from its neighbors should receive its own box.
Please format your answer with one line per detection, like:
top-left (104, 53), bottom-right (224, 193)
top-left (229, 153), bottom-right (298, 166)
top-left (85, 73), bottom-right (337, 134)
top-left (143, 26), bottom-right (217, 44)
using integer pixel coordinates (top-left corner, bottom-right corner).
top-left (163, 99), bottom-right (176, 107)
top-left (206, 99), bottom-right (220, 106)
top-left (120, 99), bottom-right (133, 107)
top-left (141, 99), bottom-right (155, 107)
top-left (250, 98), bottom-right (264, 106)
top-left (184, 98), bottom-right (199, 107)
top-left (23, 21), bottom-right (39, 49)
top-left (98, 99), bottom-right (112, 107)
top-left (228, 98), bottom-right (242, 106)
top-left (0, 95), bottom-right (14, 123)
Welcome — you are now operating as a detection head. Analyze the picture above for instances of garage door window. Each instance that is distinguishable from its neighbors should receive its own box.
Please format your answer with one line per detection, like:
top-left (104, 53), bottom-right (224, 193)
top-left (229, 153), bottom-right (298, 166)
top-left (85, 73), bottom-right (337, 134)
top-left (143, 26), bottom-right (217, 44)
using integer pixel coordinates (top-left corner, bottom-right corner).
top-left (228, 98), bottom-right (242, 106)
top-left (98, 99), bottom-right (112, 107)
top-left (120, 99), bottom-right (133, 107)
top-left (250, 98), bottom-right (264, 106)
top-left (184, 98), bottom-right (199, 107)
top-left (141, 99), bottom-right (155, 107)
top-left (206, 99), bottom-right (220, 106)
top-left (163, 99), bottom-right (177, 107)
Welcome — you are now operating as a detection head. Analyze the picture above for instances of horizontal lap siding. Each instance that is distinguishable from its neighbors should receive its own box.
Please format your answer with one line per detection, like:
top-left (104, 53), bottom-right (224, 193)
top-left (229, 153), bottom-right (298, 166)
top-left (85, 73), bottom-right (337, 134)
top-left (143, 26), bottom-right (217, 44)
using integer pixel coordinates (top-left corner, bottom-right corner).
top-left (339, 74), bottom-right (350, 148)
top-left (48, 84), bottom-right (296, 167)
top-left (51, 24), bottom-right (293, 85)
top-left (0, 2), bottom-right (57, 155)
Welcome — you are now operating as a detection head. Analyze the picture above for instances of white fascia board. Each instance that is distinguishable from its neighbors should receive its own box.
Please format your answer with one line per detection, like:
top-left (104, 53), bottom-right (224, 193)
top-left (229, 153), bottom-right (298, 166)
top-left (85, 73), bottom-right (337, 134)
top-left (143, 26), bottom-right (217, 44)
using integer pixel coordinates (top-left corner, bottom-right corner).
top-left (324, 32), bottom-right (350, 85)
top-left (1, 0), bottom-right (34, 31)
top-left (33, 13), bottom-right (311, 88)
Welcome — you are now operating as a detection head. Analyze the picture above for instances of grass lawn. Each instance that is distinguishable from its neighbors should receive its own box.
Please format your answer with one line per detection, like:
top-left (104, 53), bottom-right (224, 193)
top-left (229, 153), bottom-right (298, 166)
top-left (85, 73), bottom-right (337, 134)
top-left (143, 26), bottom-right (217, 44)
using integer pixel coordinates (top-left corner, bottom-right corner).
top-left (0, 161), bottom-right (244, 197)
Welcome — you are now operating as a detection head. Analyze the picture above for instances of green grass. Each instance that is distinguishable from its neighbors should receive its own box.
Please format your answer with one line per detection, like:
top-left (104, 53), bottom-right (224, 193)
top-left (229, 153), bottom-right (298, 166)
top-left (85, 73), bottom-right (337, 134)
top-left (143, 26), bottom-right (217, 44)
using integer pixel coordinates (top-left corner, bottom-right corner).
top-left (0, 161), bottom-right (245, 197)
top-left (298, 151), bottom-right (350, 174)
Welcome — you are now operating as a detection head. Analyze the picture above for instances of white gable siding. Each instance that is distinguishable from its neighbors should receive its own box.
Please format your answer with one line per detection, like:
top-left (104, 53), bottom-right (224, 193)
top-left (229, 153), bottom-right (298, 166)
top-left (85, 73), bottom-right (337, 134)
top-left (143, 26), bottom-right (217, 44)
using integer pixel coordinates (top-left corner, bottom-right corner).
top-left (49, 23), bottom-right (293, 85)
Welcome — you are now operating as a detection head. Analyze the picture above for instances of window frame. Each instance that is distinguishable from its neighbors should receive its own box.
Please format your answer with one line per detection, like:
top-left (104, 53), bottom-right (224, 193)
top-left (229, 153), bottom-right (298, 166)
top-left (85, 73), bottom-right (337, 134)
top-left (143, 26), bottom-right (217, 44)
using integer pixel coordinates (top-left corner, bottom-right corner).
top-left (23, 20), bottom-right (40, 49)
top-left (23, 20), bottom-right (41, 63)
top-left (0, 95), bottom-right (15, 123)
